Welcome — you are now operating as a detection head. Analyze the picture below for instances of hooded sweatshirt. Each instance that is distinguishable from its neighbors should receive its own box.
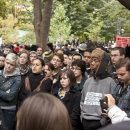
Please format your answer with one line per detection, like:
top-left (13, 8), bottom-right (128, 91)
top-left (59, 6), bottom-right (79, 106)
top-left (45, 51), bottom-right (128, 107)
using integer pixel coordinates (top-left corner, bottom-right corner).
top-left (80, 49), bottom-right (117, 120)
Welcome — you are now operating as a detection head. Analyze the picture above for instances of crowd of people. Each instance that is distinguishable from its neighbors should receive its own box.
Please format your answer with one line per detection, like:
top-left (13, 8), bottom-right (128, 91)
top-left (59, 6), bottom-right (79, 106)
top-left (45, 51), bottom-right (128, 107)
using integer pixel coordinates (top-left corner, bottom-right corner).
top-left (0, 41), bottom-right (130, 130)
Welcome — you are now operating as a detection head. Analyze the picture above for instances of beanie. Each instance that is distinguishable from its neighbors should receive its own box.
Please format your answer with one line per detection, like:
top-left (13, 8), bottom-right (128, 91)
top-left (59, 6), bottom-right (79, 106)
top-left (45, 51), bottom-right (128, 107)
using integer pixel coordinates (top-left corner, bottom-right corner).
top-left (91, 49), bottom-right (104, 61)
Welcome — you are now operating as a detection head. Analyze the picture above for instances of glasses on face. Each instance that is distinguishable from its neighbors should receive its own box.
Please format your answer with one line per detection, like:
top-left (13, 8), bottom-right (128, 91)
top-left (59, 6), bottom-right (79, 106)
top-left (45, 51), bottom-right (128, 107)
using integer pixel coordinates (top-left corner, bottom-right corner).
top-left (90, 58), bottom-right (100, 63)
top-left (71, 67), bottom-right (81, 71)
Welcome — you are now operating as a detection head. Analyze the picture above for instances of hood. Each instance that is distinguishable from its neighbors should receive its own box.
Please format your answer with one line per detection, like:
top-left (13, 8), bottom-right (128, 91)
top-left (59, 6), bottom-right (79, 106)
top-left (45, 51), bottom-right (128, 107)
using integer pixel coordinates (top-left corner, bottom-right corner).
top-left (94, 51), bottom-right (110, 79)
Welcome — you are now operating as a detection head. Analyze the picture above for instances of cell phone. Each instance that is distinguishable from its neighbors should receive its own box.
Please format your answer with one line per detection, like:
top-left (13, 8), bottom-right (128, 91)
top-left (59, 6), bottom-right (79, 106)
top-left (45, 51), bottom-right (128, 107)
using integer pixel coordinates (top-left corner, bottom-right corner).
top-left (100, 96), bottom-right (108, 113)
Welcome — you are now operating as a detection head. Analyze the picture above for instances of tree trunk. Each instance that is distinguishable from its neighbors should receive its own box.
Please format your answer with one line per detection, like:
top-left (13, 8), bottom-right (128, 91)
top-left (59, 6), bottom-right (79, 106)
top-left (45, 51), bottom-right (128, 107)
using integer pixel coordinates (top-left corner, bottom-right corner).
top-left (40, 0), bottom-right (53, 50)
top-left (118, 0), bottom-right (130, 10)
top-left (33, 0), bottom-right (42, 46)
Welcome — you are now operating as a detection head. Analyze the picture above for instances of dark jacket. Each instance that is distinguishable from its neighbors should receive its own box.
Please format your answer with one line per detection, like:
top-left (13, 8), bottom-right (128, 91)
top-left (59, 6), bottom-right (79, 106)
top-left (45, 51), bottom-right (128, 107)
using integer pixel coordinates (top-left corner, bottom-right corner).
top-left (40, 78), bottom-right (53, 93)
top-left (18, 72), bottom-right (44, 106)
top-left (113, 85), bottom-right (130, 117)
top-left (57, 87), bottom-right (83, 130)
top-left (74, 75), bottom-right (87, 92)
top-left (52, 71), bottom-right (61, 96)
top-left (0, 69), bottom-right (21, 108)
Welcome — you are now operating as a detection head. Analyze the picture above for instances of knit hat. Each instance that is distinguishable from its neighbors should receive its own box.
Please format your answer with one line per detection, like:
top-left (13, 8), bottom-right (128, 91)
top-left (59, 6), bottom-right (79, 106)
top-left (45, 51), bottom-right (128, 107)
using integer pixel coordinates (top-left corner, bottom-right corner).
top-left (78, 43), bottom-right (87, 51)
top-left (91, 49), bottom-right (104, 60)
top-left (91, 49), bottom-right (111, 79)
top-left (43, 50), bottom-right (54, 63)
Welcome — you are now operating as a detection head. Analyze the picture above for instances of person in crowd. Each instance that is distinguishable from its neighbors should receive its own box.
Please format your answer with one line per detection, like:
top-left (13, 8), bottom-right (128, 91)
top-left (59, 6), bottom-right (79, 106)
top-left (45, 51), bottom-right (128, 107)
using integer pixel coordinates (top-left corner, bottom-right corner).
top-left (83, 49), bottom-right (92, 77)
top-left (18, 50), bottom-right (30, 75)
top-left (109, 47), bottom-right (125, 79)
top-left (78, 43), bottom-right (87, 55)
top-left (104, 94), bottom-right (130, 124)
top-left (35, 62), bottom-right (54, 93)
top-left (56, 49), bottom-right (64, 55)
top-left (29, 51), bottom-right (38, 64)
top-left (0, 53), bottom-right (21, 130)
top-left (3, 45), bottom-right (13, 56)
top-left (112, 58), bottom-right (130, 117)
top-left (17, 93), bottom-right (72, 130)
top-left (99, 94), bottom-right (130, 130)
top-left (57, 69), bottom-right (83, 130)
top-left (63, 54), bottom-right (70, 69)
top-left (80, 49), bottom-right (116, 130)
top-left (72, 53), bottom-right (82, 61)
top-left (0, 52), bottom-right (6, 71)
top-left (36, 47), bottom-right (43, 58)
top-left (71, 59), bottom-right (87, 92)
top-left (110, 47), bottom-right (125, 65)
top-left (17, 50), bottom-right (30, 108)
top-left (18, 58), bottom-right (45, 104)
top-left (43, 43), bottom-right (54, 63)
top-left (50, 53), bottom-right (64, 95)
top-left (63, 44), bottom-right (70, 55)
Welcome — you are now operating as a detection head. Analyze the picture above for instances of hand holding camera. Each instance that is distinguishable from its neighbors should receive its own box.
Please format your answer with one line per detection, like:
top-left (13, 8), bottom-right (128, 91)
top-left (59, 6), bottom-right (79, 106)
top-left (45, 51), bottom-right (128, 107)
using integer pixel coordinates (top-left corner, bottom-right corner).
top-left (100, 96), bottom-right (108, 113)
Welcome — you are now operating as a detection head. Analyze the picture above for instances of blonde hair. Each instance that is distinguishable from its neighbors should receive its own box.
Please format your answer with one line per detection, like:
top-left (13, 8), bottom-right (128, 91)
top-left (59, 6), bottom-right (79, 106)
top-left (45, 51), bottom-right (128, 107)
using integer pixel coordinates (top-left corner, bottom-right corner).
top-left (6, 53), bottom-right (18, 66)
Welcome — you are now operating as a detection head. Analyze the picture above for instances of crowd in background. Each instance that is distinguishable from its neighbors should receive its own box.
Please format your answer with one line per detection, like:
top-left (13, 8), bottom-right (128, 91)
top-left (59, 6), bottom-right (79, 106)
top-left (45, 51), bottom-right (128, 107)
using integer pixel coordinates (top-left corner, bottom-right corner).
top-left (0, 40), bottom-right (130, 130)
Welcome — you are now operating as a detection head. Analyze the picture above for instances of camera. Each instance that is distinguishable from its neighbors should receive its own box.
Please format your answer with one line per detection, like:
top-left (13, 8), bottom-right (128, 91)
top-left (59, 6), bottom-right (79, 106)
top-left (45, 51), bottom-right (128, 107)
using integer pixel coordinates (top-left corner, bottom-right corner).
top-left (100, 96), bottom-right (108, 113)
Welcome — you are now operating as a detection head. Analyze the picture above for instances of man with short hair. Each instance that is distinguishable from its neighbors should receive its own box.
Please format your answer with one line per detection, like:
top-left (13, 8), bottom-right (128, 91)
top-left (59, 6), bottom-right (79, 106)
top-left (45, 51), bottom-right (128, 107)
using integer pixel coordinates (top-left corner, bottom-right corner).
top-left (72, 53), bottom-right (82, 61)
top-left (3, 45), bottom-right (12, 56)
top-left (111, 47), bottom-right (125, 65)
top-left (112, 58), bottom-right (130, 117)
top-left (83, 49), bottom-right (92, 77)
top-left (109, 47), bottom-right (125, 80)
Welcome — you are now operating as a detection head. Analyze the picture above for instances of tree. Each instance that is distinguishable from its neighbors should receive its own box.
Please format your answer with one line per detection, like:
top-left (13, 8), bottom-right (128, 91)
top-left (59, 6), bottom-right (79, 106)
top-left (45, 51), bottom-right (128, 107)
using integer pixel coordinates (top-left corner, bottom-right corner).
top-left (49, 1), bottom-right (71, 44)
top-left (33, 0), bottom-right (53, 49)
top-left (0, 0), bottom-right (7, 19)
top-left (118, 0), bottom-right (130, 10)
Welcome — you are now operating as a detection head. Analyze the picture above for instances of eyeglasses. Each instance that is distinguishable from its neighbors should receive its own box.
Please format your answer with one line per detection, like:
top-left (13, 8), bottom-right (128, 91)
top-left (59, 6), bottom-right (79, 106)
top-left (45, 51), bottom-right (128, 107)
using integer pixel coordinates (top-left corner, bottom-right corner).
top-left (90, 58), bottom-right (100, 63)
top-left (71, 67), bottom-right (81, 71)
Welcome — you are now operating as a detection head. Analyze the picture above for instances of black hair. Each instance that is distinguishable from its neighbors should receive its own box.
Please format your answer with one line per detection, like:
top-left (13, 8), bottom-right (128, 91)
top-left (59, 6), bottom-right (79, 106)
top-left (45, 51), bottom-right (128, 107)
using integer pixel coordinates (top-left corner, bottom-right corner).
top-left (71, 59), bottom-right (86, 75)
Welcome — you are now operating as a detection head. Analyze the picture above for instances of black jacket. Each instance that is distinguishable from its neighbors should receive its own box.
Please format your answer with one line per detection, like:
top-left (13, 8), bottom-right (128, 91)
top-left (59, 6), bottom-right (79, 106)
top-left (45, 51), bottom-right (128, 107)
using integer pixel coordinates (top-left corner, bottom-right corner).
top-left (57, 87), bottom-right (83, 130)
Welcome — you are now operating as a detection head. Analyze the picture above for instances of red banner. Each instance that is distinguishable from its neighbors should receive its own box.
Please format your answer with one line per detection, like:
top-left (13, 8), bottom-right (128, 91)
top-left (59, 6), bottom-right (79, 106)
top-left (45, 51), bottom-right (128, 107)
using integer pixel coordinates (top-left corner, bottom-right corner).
top-left (115, 36), bottom-right (130, 48)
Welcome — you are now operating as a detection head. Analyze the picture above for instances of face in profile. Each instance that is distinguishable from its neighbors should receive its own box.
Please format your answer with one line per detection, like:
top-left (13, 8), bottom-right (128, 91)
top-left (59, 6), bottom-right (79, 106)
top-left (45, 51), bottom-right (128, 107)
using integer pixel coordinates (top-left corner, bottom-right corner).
top-left (116, 66), bottom-right (130, 85)
top-left (44, 64), bottom-right (53, 77)
top-left (0, 56), bottom-right (5, 68)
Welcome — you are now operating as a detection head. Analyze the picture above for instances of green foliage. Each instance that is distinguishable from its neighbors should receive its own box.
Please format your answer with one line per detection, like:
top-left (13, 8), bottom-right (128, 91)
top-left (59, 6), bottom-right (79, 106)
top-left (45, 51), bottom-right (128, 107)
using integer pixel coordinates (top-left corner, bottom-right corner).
top-left (62, 0), bottom-right (130, 42)
top-left (49, 1), bottom-right (71, 44)
top-left (1, 0), bottom-right (130, 44)
top-left (0, 0), bottom-right (7, 18)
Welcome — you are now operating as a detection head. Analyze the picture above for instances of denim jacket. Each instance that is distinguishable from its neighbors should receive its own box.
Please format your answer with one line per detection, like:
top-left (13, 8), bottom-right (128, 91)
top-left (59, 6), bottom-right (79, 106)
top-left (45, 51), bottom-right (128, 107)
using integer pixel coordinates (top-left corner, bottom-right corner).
top-left (113, 85), bottom-right (130, 117)
top-left (0, 69), bottom-right (21, 109)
